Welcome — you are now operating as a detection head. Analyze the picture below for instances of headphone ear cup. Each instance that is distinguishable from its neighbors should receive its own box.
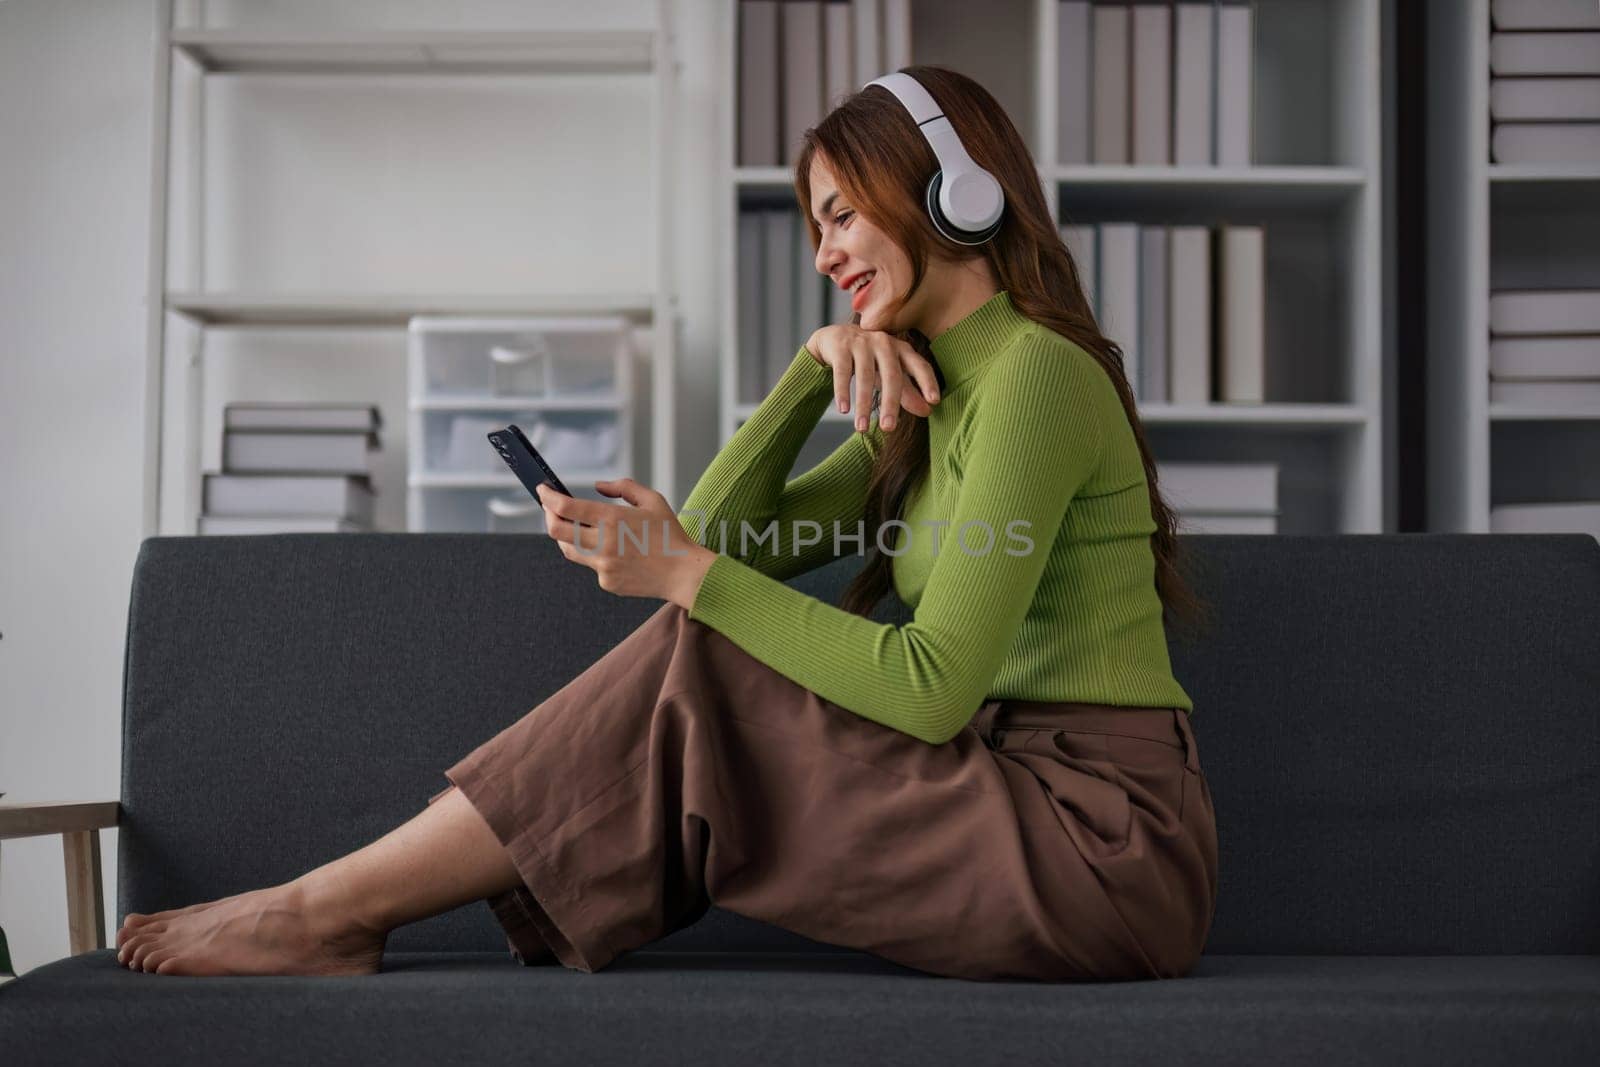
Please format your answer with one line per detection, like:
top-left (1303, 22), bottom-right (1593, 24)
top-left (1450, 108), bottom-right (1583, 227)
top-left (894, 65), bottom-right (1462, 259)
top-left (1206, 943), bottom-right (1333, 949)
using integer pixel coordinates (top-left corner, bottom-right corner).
top-left (925, 170), bottom-right (1003, 246)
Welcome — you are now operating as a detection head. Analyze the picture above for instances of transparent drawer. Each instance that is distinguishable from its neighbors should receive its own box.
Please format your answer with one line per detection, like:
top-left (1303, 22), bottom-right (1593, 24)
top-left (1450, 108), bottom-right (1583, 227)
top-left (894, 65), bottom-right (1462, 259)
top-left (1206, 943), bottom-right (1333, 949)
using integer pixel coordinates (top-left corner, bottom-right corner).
top-left (420, 409), bottom-right (623, 475)
top-left (416, 485), bottom-right (609, 534)
top-left (409, 316), bottom-right (632, 399)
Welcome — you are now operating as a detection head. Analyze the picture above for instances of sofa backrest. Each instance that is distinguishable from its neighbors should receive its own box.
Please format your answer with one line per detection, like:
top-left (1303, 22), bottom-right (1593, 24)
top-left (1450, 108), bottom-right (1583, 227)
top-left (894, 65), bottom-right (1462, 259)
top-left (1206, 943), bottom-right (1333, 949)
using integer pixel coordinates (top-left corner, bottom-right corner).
top-left (118, 533), bottom-right (1600, 957)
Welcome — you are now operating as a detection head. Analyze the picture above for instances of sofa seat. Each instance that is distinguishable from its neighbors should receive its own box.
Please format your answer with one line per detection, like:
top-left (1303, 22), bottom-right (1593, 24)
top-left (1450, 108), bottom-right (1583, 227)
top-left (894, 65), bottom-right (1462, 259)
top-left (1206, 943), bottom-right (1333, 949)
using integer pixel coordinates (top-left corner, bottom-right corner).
top-left (5, 949), bottom-right (1597, 1066)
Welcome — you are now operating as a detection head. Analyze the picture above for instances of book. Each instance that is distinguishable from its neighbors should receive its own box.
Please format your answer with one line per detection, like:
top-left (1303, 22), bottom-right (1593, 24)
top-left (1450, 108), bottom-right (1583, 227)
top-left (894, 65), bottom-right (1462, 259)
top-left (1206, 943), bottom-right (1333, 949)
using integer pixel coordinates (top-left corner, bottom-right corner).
top-left (882, 0), bottom-right (913, 69)
top-left (1168, 226), bottom-right (1213, 404)
top-left (203, 473), bottom-right (375, 524)
top-left (1061, 223), bottom-right (1099, 315)
top-left (1139, 225), bottom-right (1169, 404)
top-left (1489, 379), bottom-right (1600, 405)
top-left (1173, 3), bottom-right (1216, 165)
top-left (1157, 460), bottom-right (1280, 512)
top-left (1489, 336), bottom-right (1600, 379)
top-left (1490, 78), bottom-right (1600, 122)
top-left (764, 209), bottom-right (796, 394)
top-left (1215, 1), bottom-right (1254, 166)
top-left (1132, 2), bottom-right (1173, 165)
top-left (781, 1), bottom-right (824, 166)
top-left (852, 0), bottom-right (882, 85)
top-left (795, 211), bottom-right (827, 345)
top-left (198, 515), bottom-right (370, 535)
top-left (223, 403), bottom-right (382, 433)
top-left (1099, 222), bottom-right (1141, 396)
top-left (1489, 501), bottom-right (1600, 539)
top-left (1217, 225), bottom-right (1266, 403)
top-left (1490, 123), bottom-right (1600, 164)
top-left (1059, 1), bottom-right (1092, 164)
top-left (1491, 0), bottom-right (1600, 31)
top-left (1490, 32), bottom-right (1600, 76)
top-left (739, 210), bottom-right (766, 404)
top-left (822, 0), bottom-right (854, 112)
top-left (223, 430), bottom-right (376, 476)
top-left (1092, 2), bottom-right (1131, 164)
top-left (1489, 290), bottom-right (1600, 335)
top-left (738, 0), bottom-right (781, 166)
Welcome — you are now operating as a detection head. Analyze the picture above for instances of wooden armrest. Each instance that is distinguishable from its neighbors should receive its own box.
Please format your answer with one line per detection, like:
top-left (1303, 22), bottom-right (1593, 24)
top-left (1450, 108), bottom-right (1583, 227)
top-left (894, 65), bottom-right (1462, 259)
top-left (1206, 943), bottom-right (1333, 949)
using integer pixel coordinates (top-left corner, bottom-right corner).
top-left (0, 801), bottom-right (120, 840)
top-left (0, 801), bottom-right (121, 955)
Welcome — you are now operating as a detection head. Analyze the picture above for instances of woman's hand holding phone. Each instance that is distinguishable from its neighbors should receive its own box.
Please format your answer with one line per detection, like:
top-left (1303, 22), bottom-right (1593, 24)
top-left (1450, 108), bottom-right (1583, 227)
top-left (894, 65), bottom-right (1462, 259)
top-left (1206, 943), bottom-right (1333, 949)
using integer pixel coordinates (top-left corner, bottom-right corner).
top-left (536, 478), bottom-right (716, 611)
top-left (804, 324), bottom-right (941, 434)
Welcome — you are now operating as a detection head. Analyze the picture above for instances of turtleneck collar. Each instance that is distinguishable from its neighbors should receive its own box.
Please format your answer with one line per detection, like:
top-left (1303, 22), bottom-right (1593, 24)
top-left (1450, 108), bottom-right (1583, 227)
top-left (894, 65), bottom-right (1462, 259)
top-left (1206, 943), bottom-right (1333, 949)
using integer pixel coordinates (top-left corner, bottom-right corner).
top-left (924, 289), bottom-right (1033, 391)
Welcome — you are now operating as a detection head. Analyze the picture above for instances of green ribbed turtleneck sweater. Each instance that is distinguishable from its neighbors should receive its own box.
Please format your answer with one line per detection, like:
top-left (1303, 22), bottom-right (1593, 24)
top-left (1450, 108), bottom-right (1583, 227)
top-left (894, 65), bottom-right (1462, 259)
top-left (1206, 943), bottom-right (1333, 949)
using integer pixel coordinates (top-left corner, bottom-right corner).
top-left (678, 289), bottom-right (1193, 745)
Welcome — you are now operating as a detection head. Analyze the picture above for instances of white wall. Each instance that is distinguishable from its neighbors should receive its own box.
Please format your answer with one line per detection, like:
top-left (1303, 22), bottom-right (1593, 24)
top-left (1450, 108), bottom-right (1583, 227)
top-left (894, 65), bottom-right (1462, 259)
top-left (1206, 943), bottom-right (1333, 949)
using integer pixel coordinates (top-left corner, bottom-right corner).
top-left (0, 0), bottom-right (726, 976)
top-left (0, 0), bottom-right (160, 978)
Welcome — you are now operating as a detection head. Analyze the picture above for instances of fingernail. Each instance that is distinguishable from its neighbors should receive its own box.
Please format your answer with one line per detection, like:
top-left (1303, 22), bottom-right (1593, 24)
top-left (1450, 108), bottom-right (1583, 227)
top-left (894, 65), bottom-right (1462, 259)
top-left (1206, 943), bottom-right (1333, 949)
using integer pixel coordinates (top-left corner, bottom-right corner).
top-left (883, 415), bottom-right (895, 430)
top-left (839, 400), bottom-right (847, 413)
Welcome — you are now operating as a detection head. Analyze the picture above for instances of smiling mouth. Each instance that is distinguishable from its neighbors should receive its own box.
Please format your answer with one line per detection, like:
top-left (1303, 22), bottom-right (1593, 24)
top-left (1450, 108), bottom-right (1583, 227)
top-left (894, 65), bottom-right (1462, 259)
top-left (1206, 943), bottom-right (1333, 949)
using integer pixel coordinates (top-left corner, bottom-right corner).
top-left (851, 274), bottom-right (876, 309)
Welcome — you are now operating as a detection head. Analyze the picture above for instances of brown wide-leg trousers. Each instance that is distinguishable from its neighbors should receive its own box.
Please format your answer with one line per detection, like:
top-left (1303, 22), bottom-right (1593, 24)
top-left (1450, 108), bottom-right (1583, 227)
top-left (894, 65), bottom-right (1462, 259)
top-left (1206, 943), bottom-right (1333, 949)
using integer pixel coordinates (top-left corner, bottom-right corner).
top-left (426, 600), bottom-right (1219, 982)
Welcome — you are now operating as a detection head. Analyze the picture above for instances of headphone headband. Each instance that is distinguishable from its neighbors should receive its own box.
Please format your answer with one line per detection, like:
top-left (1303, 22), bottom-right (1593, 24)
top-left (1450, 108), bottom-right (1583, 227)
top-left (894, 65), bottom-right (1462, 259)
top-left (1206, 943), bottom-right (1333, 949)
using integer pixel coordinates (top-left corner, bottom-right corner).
top-left (864, 72), bottom-right (1005, 245)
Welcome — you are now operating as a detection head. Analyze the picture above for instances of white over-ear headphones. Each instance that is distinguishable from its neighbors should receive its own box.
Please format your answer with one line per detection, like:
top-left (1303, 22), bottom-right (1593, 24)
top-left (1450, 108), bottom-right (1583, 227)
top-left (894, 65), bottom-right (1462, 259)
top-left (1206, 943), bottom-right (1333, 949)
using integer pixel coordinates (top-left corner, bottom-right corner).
top-left (863, 71), bottom-right (1006, 246)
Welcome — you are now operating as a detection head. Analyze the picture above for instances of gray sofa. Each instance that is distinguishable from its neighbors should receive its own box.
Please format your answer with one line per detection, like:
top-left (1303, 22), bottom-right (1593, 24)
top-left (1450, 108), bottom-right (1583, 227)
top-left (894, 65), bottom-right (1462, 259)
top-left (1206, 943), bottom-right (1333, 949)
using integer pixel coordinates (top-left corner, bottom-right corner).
top-left (2, 532), bottom-right (1598, 1065)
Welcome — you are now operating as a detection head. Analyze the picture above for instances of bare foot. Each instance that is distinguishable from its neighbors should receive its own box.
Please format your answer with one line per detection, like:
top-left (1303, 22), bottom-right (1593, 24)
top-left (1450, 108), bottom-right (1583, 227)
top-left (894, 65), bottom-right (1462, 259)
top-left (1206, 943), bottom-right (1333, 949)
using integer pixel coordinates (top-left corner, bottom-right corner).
top-left (114, 878), bottom-right (386, 977)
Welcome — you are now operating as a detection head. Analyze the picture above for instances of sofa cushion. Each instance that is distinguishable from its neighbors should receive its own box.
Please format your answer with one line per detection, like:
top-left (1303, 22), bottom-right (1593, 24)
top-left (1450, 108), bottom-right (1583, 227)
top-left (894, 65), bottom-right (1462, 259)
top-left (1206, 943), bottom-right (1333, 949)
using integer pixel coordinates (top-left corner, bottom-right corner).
top-left (3, 949), bottom-right (1597, 1066)
top-left (117, 533), bottom-right (1600, 956)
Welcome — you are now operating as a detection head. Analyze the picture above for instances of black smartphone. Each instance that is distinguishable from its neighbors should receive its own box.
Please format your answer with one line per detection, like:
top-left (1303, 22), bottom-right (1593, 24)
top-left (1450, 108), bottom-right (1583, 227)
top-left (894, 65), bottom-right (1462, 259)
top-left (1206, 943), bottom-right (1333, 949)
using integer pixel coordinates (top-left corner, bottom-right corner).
top-left (487, 423), bottom-right (572, 500)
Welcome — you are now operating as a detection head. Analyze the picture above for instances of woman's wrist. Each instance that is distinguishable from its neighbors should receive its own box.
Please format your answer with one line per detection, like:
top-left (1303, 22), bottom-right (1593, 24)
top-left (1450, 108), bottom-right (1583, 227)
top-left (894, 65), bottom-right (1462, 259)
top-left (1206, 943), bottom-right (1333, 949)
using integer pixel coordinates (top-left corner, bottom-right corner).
top-left (804, 330), bottom-right (823, 365)
top-left (671, 546), bottom-right (719, 613)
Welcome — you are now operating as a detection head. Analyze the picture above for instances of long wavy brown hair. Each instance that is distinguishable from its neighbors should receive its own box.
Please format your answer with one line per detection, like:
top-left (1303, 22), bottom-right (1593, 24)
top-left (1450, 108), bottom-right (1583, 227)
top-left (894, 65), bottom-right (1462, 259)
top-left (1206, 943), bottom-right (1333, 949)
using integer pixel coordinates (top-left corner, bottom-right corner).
top-left (794, 65), bottom-right (1211, 639)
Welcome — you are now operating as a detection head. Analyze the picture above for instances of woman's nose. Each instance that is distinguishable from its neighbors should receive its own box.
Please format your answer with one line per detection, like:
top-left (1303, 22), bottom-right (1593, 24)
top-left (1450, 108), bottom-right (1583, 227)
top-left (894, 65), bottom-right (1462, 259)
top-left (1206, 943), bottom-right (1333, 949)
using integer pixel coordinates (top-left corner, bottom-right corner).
top-left (819, 231), bottom-right (844, 278)
top-left (816, 239), bottom-right (841, 278)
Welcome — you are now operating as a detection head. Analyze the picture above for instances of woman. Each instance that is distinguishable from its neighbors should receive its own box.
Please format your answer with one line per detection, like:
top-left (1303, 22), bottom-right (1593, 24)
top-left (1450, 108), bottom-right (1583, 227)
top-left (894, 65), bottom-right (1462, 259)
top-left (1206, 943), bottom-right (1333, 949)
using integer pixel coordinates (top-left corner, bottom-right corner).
top-left (114, 66), bottom-right (1218, 983)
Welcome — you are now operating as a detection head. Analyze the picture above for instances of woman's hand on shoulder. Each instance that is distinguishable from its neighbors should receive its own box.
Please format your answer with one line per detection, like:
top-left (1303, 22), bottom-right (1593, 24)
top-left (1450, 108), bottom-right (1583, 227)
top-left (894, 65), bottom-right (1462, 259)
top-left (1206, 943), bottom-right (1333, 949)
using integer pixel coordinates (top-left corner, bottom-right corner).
top-left (804, 323), bottom-right (941, 434)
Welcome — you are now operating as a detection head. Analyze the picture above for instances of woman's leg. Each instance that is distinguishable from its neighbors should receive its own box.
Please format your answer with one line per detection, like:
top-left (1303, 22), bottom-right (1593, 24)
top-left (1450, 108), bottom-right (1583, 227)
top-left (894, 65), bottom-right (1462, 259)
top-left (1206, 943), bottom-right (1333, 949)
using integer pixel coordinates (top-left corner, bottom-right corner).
top-left (114, 782), bottom-right (524, 976)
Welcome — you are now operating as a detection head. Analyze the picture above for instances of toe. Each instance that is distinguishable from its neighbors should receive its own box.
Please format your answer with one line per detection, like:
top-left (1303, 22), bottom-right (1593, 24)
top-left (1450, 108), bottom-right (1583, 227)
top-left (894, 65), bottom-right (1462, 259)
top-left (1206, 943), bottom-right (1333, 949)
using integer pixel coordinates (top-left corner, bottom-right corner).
top-left (142, 947), bottom-right (174, 974)
top-left (116, 917), bottom-right (157, 950)
top-left (119, 924), bottom-right (164, 961)
top-left (127, 932), bottom-right (163, 972)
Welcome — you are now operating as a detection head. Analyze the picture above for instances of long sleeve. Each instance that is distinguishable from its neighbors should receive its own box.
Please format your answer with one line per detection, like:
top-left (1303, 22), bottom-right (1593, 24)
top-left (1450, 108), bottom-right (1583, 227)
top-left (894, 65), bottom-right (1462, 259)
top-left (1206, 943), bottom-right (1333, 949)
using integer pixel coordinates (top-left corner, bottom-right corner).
top-left (677, 344), bottom-right (886, 582)
top-left (686, 332), bottom-right (1107, 745)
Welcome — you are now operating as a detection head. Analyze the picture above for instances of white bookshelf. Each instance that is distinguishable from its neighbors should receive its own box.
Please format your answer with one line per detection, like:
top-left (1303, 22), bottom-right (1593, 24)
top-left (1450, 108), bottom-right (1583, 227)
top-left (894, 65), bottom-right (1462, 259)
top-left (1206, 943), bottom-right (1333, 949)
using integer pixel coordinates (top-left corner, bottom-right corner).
top-left (1426, 0), bottom-right (1600, 533)
top-left (165, 291), bottom-right (658, 327)
top-left (719, 0), bottom-right (1384, 534)
top-left (142, 1), bottom-right (681, 537)
top-left (169, 29), bottom-right (660, 75)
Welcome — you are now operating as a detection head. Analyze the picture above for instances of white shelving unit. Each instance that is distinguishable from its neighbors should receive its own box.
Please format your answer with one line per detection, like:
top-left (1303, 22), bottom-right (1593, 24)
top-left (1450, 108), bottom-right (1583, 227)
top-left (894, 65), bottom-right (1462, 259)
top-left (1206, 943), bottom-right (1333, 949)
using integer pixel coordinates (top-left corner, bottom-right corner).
top-left (719, 0), bottom-right (1384, 534)
top-left (406, 314), bottom-right (638, 533)
top-left (1426, 0), bottom-right (1600, 533)
top-left (141, 1), bottom-right (681, 537)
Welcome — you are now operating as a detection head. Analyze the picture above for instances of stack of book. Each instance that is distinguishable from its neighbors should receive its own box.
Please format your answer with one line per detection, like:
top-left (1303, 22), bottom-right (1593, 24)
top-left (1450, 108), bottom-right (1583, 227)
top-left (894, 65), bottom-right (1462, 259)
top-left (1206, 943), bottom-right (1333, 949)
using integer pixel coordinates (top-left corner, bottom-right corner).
top-left (1061, 221), bottom-right (1265, 405)
top-left (199, 403), bottom-right (382, 535)
top-left (1157, 460), bottom-right (1280, 534)
top-left (1488, 0), bottom-right (1600, 164)
top-left (737, 0), bottom-right (912, 167)
top-left (1059, 0), bottom-right (1254, 167)
top-left (739, 207), bottom-right (855, 403)
top-left (1488, 290), bottom-right (1600, 407)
